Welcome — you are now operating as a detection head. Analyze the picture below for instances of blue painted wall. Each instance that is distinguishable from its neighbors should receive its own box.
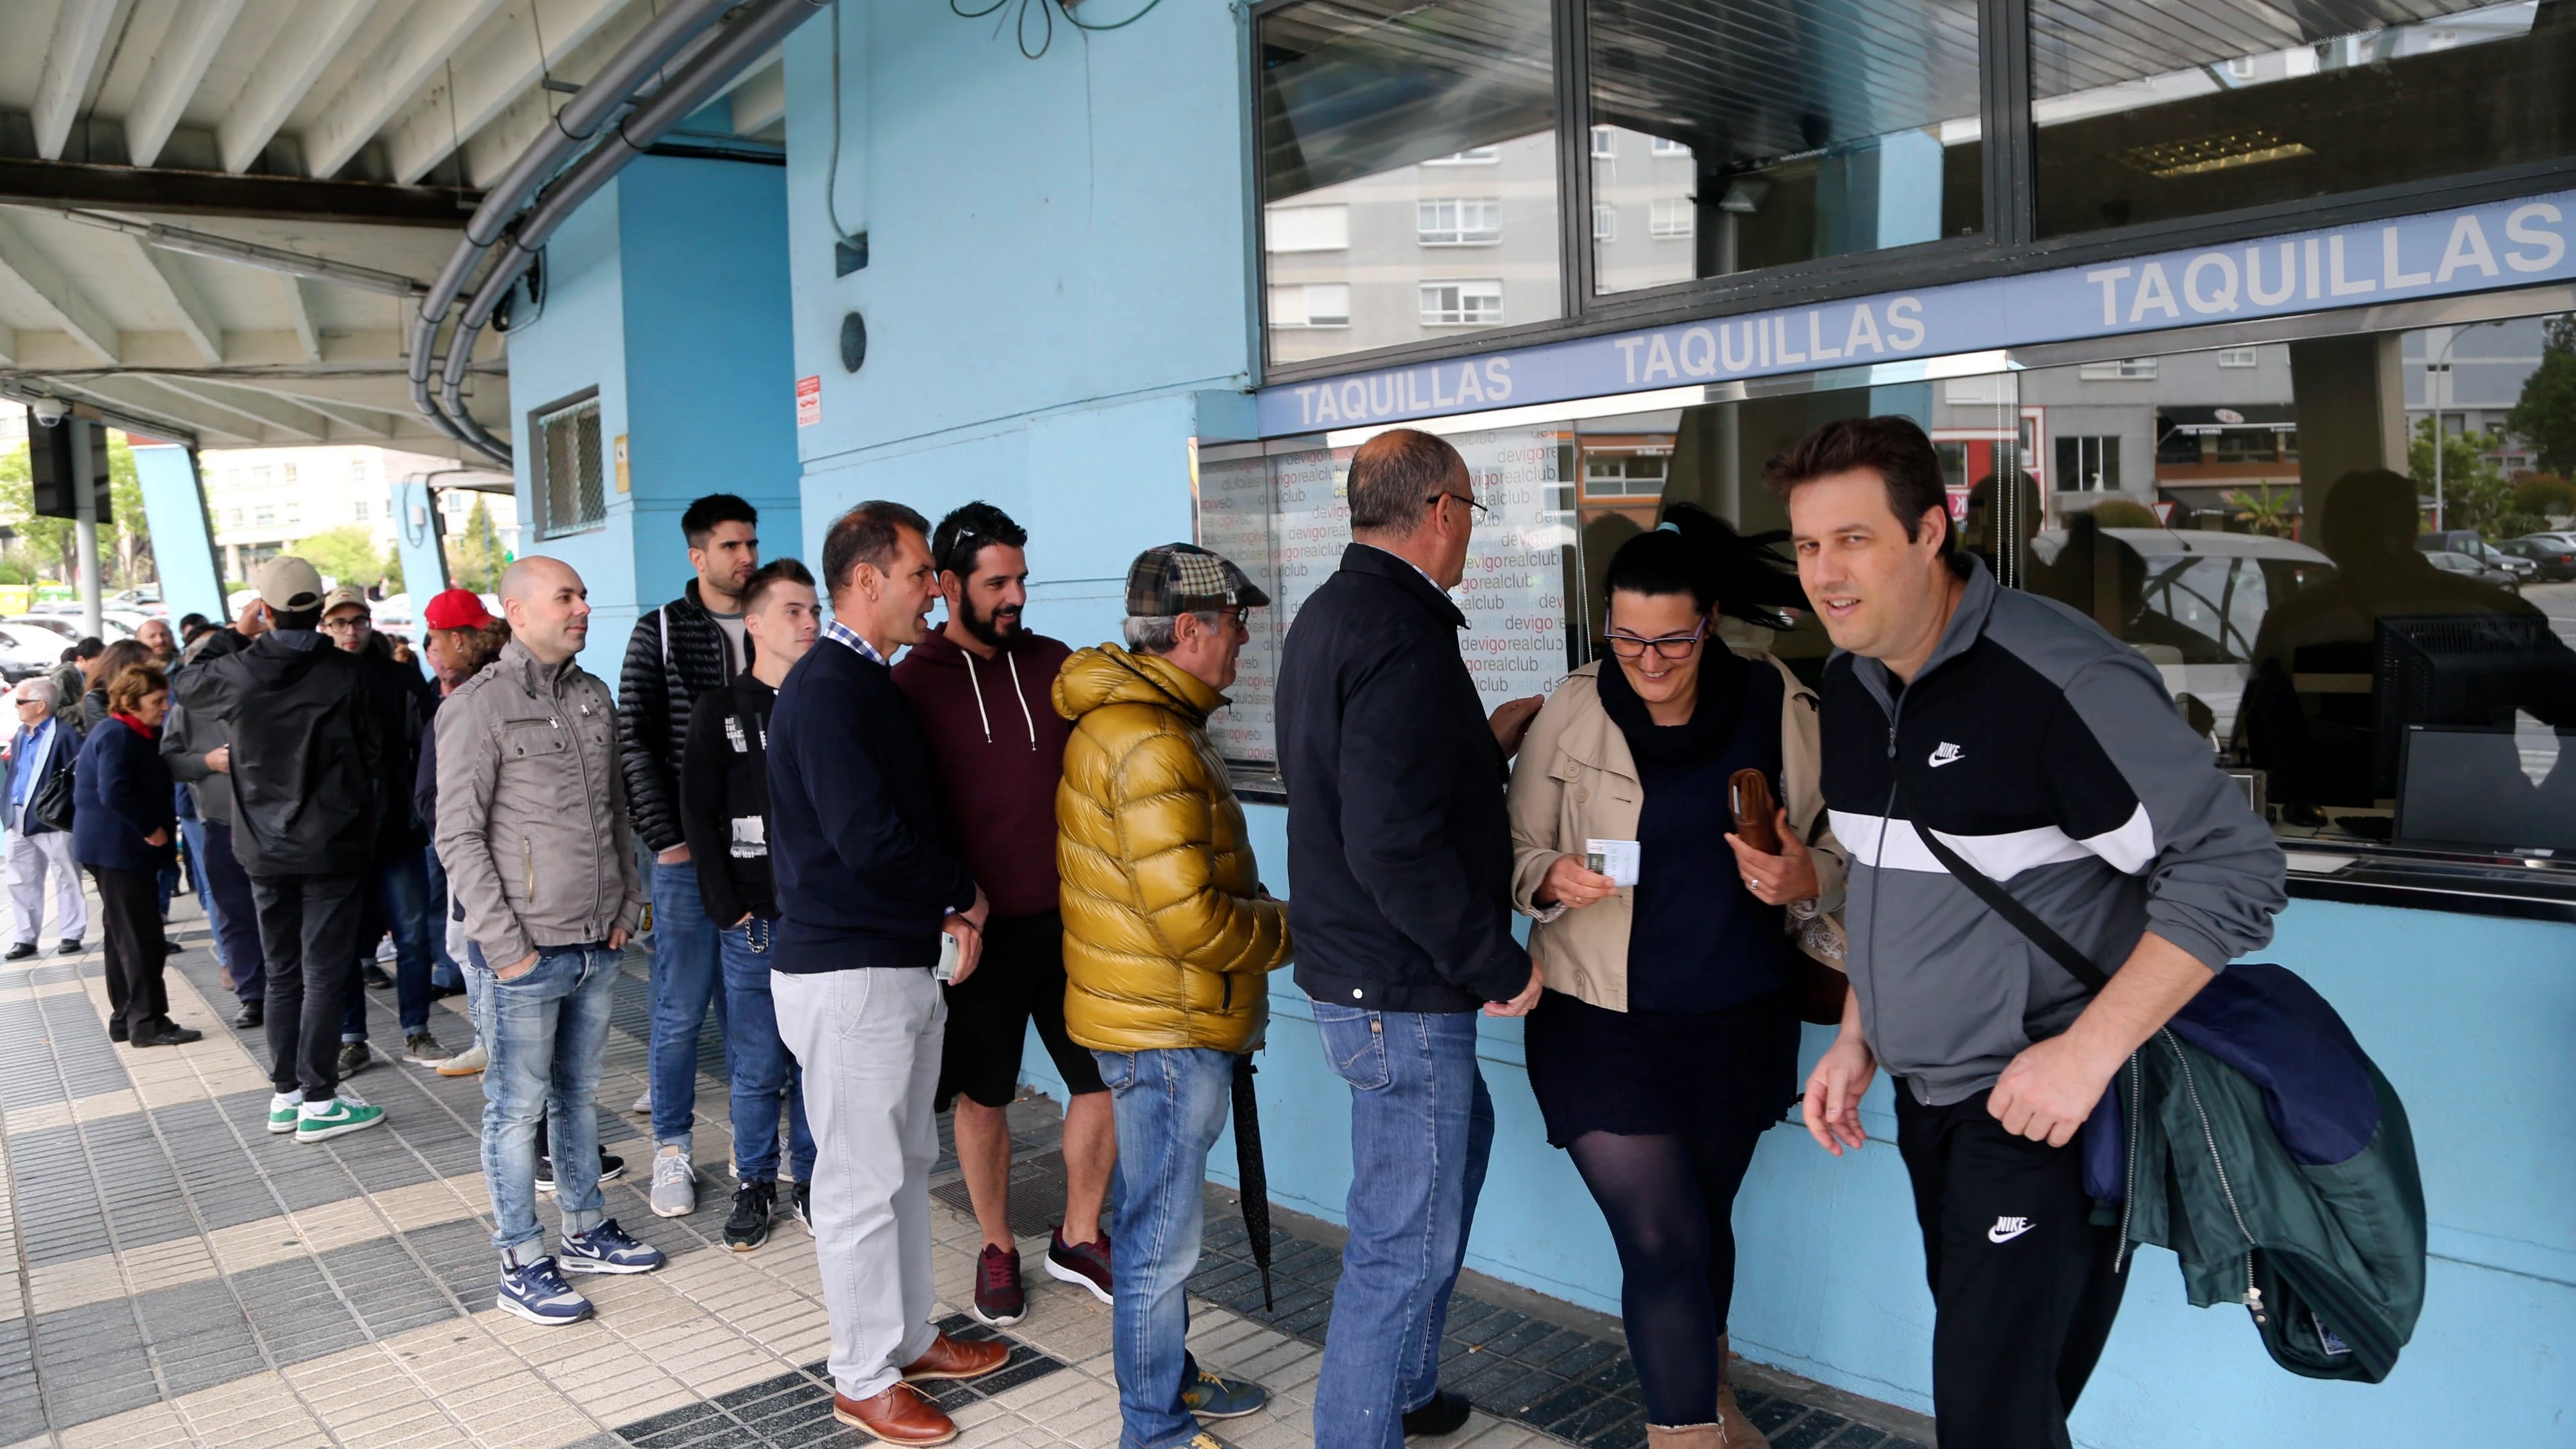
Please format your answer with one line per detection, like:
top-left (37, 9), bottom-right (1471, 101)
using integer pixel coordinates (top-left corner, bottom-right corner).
top-left (129, 443), bottom-right (224, 623)
top-left (777, 0), bottom-right (1252, 647)
top-left (504, 153), bottom-right (802, 684)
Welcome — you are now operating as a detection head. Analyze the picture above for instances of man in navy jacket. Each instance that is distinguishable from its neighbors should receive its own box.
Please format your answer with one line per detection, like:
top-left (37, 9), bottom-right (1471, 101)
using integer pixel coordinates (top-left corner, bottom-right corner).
top-left (1277, 429), bottom-right (1544, 1449)
top-left (765, 501), bottom-right (1007, 1446)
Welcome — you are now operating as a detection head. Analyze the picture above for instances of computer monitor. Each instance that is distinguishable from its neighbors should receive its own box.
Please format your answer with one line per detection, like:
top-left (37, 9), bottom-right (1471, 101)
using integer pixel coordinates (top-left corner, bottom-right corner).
top-left (2371, 612), bottom-right (2576, 802)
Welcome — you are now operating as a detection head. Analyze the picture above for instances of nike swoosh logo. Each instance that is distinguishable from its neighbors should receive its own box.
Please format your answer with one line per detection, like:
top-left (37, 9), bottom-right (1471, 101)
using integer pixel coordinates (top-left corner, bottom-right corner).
top-left (1929, 754), bottom-right (1963, 767)
top-left (1988, 1222), bottom-right (2035, 1244)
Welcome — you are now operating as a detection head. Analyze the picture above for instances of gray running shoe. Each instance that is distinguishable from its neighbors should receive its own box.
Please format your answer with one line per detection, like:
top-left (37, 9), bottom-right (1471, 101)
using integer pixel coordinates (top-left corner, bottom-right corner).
top-left (649, 1146), bottom-right (696, 1218)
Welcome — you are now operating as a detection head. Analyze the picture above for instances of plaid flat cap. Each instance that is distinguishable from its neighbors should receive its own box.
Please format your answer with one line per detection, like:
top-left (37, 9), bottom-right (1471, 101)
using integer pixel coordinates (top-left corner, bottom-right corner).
top-left (1125, 543), bottom-right (1271, 617)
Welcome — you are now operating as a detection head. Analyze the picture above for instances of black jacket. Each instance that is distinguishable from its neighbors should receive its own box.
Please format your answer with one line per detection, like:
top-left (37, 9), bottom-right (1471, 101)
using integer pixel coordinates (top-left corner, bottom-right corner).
top-left (175, 630), bottom-right (387, 877)
top-left (682, 675), bottom-right (780, 926)
top-left (618, 580), bottom-right (747, 852)
top-left (357, 639), bottom-right (432, 852)
top-left (767, 638), bottom-right (975, 972)
top-left (1277, 544), bottom-right (1529, 1012)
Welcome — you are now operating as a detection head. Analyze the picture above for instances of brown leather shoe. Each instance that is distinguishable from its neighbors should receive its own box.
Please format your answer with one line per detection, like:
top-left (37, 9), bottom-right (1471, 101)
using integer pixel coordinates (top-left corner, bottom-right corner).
top-left (900, 1332), bottom-right (1011, 1381)
top-left (833, 1383), bottom-right (957, 1446)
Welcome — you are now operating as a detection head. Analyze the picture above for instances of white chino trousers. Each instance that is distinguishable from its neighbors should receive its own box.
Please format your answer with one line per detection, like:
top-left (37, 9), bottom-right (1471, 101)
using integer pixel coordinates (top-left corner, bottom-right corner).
top-left (6, 830), bottom-right (85, 946)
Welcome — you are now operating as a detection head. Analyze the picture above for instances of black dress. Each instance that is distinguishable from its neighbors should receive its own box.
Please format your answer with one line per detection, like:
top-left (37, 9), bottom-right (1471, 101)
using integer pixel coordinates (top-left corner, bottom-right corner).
top-left (1525, 651), bottom-right (1803, 1146)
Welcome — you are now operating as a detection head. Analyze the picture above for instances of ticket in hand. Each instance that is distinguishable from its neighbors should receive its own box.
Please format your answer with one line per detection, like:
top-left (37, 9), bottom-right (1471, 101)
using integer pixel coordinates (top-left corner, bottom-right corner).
top-left (1582, 839), bottom-right (1641, 888)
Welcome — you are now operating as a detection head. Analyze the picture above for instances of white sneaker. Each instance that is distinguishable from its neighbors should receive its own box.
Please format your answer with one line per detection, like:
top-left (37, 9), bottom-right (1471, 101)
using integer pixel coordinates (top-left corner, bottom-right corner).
top-left (629, 1088), bottom-right (652, 1115)
top-left (649, 1146), bottom-right (696, 1218)
top-left (435, 1042), bottom-right (486, 1077)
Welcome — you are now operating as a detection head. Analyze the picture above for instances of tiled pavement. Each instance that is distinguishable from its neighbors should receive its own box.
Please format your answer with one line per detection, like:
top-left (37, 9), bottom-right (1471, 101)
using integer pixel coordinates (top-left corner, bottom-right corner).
top-left (0, 888), bottom-right (1931, 1449)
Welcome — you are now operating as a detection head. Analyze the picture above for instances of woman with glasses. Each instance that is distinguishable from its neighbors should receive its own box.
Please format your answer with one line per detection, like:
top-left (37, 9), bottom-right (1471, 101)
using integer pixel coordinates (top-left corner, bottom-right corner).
top-left (1506, 504), bottom-right (1845, 1449)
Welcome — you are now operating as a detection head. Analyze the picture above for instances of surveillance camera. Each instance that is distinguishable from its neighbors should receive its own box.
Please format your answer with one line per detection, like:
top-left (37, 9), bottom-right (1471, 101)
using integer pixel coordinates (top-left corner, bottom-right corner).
top-left (29, 398), bottom-right (68, 428)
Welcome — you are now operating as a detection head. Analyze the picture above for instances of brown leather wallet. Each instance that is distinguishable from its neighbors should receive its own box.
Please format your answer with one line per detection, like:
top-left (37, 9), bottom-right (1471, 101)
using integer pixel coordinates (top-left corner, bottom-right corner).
top-left (1729, 768), bottom-right (1780, 851)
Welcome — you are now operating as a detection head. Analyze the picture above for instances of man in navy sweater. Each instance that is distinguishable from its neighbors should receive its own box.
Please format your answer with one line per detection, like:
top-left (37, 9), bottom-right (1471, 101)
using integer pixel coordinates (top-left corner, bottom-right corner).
top-left (766, 500), bottom-right (1008, 1446)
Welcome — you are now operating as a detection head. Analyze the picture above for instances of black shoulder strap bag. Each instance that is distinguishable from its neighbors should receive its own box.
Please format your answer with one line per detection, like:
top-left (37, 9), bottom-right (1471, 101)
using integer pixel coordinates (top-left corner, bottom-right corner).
top-left (30, 747), bottom-right (74, 835)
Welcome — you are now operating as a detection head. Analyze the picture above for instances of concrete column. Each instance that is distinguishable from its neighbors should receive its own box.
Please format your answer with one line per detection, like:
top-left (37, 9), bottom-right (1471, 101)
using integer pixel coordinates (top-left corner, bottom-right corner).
top-left (2290, 333), bottom-right (2407, 519)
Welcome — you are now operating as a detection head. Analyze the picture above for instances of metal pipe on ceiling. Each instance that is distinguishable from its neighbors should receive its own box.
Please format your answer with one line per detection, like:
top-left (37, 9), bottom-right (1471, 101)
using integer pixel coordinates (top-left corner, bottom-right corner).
top-left (435, 0), bottom-right (828, 461)
top-left (408, 0), bottom-right (745, 461)
top-left (42, 207), bottom-right (429, 297)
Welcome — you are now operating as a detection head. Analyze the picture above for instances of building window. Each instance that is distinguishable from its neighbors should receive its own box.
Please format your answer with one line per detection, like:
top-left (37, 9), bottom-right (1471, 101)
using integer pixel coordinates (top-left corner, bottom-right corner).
top-left (225, 508), bottom-right (242, 527)
top-left (1254, 0), bottom-right (1560, 368)
top-left (253, 506), bottom-right (274, 525)
top-left (533, 392), bottom-right (606, 539)
top-left (2217, 347), bottom-right (2260, 368)
top-left (1419, 281), bottom-right (1504, 326)
top-left (1593, 204), bottom-right (1617, 241)
top-left (1649, 197), bottom-right (1695, 238)
top-left (1583, 451), bottom-right (1668, 498)
top-left (280, 463), bottom-right (299, 487)
top-left (2031, 0), bottom-right (2576, 238)
top-left (1650, 136), bottom-right (1691, 157)
top-left (353, 500), bottom-right (370, 523)
top-left (1269, 283), bottom-right (1352, 329)
top-left (2054, 435), bottom-right (2121, 490)
top-left (2078, 358), bottom-right (2160, 380)
top-left (1265, 204), bottom-right (1349, 252)
top-left (1591, 126), bottom-right (1617, 158)
top-left (1417, 199), bottom-right (1502, 246)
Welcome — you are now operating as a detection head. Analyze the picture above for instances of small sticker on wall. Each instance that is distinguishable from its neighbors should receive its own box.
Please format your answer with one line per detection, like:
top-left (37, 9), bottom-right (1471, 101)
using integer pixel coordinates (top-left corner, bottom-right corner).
top-left (614, 434), bottom-right (631, 493)
top-left (796, 375), bottom-right (821, 427)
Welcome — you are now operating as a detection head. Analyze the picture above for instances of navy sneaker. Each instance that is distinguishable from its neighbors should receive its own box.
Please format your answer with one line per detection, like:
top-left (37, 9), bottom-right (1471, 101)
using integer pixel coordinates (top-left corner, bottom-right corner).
top-left (1180, 1368), bottom-right (1269, 1420)
top-left (496, 1256), bottom-right (592, 1326)
top-left (559, 1218), bottom-right (665, 1275)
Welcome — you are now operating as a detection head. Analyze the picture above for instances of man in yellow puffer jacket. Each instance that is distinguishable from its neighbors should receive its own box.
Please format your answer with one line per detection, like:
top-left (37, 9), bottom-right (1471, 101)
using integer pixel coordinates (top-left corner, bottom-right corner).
top-left (1055, 543), bottom-right (1291, 1449)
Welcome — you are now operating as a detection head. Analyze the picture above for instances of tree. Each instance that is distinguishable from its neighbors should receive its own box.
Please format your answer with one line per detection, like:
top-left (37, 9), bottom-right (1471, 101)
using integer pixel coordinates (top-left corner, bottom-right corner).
top-left (2509, 314), bottom-right (2576, 478)
top-left (2226, 484), bottom-right (2296, 537)
top-left (2513, 473), bottom-right (2576, 523)
top-left (0, 431), bottom-right (152, 586)
top-left (2409, 417), bottom-right (2531, 536)
top-left (297, 525), bottom-right (392, 591)
top-left (449, 494), bottom-right (504, 593)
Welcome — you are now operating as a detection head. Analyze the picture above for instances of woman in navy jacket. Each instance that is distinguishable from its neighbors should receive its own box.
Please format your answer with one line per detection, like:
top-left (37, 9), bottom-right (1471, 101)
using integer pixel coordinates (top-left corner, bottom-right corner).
top-left (74, 662), bottom-right (199, 1048)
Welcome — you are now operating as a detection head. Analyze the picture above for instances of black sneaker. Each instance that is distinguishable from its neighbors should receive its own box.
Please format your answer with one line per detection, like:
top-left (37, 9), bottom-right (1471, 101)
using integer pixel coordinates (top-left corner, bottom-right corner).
top-left (535, 1150), bottom-right (626, 1195)
top-left (232, 1000), bottom-right (262, 1028)
top-left (362, 964), bottom-right (394, 990)
top-left (786, 1180), bottom-right (811, 1231)
top-left (55, 938), bottom-right (80, 956)
top-left (337, 1040), bottom-right (373, 1077)
top-left (1403, 1389), bottom-right (1472, 1438)
top-left (724, 1179), bottom-right (776, 1251)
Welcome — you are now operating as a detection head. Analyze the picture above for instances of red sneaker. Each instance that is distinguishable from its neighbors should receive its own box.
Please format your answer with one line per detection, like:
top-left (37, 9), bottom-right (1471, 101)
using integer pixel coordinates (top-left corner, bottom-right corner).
top-left (1044, 1225), bottom-right (1112, 1305)
top-left (971, 1243), bottom-right (1026, 1327)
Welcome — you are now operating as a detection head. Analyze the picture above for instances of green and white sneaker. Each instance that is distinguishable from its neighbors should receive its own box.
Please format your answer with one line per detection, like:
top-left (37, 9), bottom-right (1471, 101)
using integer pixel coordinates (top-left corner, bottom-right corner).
top-left (266, 1091), bottom-right (303, 1134)
top-left (296, 1090), bottom-right (386, 1143)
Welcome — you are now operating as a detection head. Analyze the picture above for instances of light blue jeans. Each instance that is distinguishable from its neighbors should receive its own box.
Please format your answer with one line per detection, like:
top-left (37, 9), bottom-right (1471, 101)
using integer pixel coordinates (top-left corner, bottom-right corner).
top-left (720, 919), bottom-right (814, 1183)
top-left (478, 943), bottom-right (619, 1263)
top-left (1096, 1046), bottom-right (1234, 1449)
top-left (1309, 1004), bottom-right (1494, 1449)
top-left (648, 860), bottom-right (725, 1155)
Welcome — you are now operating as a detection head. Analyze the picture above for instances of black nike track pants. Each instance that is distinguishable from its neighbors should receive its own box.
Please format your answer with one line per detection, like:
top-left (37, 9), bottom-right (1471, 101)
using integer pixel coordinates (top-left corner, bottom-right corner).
top-left (1895, 1086), bottom-right (2129, 1449)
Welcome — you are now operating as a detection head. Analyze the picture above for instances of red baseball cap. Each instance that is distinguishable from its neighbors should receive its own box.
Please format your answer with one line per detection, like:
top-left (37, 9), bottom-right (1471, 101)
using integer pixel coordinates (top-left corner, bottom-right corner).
top-left (422, 588), bottom-right (495, 631)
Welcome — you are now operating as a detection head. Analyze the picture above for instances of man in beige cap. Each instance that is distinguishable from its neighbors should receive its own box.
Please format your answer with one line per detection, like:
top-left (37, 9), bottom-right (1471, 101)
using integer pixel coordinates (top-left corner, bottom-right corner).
top-left (178, 557), bottom-right (396, 1142)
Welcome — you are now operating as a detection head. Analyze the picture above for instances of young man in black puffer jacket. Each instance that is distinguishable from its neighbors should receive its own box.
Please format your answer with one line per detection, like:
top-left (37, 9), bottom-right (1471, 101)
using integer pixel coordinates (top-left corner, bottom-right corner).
top-left (614, 492), bottom-right (758, 1219)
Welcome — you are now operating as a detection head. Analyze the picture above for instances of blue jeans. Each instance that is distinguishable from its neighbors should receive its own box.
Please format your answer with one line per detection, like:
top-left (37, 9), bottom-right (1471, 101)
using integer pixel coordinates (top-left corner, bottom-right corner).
top-left (648, 860), bottom-right (725, 1154)
top-left (199, 822), bottom-right (264, 1004)
top-left (178, 817), bottom-right (222, 969)
top-left (425, 847), bottom-right (464, 990)
top-left (1097, 1046), bottom-right (1233, 1449)
top-left (378, 848), bottom-right (435, 1034)
top-left (1310, 1005), bottom-right (1495, 1449)
top-left (477, 943), bottom-right (619, 1262)
top-left (720, 919), bottom-right (813, 1183)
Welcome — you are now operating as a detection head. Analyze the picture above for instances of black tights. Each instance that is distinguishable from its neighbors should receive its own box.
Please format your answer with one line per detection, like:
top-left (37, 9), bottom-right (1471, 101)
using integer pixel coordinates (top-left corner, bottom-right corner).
top-left (1566, 1125), bottom-right (1768, 1426)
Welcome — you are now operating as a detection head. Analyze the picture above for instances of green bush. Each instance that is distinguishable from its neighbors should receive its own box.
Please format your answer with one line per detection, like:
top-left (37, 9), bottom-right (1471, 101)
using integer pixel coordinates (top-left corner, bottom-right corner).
top-left (2088, 497), bottom-right (2162, 529)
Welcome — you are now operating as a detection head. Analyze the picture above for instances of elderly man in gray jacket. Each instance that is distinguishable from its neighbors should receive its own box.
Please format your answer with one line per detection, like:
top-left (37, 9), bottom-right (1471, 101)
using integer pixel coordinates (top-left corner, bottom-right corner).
top-left (437, 555), bottom-right (663, 1327)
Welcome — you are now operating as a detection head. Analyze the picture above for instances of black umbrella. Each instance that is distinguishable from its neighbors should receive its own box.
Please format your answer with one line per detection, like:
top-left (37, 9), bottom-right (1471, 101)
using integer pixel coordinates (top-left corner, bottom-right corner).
top-left (1231, 1055), bottom-right (1273, 1312)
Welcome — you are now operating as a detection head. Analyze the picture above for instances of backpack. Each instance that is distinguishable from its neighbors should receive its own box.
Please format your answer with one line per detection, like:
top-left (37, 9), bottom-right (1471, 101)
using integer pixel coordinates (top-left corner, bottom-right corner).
top-left (1902, 788), bottom-right (2427, 1382)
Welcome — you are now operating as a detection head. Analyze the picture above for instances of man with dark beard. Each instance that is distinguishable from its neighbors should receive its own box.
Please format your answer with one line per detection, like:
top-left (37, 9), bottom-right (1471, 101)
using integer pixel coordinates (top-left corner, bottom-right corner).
top-left (890, 500), bottom-right (1112, 1326)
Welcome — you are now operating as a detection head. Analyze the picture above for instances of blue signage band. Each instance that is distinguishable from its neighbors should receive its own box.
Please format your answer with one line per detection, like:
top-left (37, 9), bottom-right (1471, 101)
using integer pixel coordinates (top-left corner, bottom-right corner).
top-left (1253, 191), bottom-right (2576, 438)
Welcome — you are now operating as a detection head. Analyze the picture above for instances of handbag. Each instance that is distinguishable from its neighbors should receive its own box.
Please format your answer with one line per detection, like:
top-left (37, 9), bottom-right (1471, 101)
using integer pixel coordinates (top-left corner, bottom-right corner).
top-left (1731, 767), bottom-right (1849, 1026)
top-left (29, 755), bottom-right (73, 834)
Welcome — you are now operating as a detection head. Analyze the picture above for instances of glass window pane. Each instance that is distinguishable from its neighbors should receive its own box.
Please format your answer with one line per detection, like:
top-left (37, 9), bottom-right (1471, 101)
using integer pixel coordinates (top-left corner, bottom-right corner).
top-left (1258, 0), bottom-right (1560, 367)
top-left (1586, 0), bottom-right (1984, 296)
top-left (2033, 0), bottom-right (2576, 237)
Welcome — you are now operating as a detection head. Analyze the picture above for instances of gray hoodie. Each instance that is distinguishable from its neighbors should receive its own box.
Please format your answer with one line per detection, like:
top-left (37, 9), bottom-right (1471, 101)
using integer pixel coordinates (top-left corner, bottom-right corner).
top-left (1819, 555), bottom-right (2287, 1106)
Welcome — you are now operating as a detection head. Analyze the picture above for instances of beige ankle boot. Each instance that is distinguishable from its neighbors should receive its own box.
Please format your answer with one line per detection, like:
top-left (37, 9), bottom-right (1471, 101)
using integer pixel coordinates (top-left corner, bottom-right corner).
top-left (1646, 1424), bottom-right (1725, 1449)
top-left (1717, 1336), bottom-right (1770, 1449)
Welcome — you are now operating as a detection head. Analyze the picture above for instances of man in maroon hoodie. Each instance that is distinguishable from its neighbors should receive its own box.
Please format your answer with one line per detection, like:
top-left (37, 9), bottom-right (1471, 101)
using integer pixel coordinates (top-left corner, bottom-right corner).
top-left (891, 501), bottom-right (1112, 1326)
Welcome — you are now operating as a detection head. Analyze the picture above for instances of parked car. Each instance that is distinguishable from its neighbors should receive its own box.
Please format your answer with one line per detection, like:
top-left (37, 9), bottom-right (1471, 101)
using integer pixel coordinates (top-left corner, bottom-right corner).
top-left (2418, 531), bottom-right (2539, 580)
top-left (2495, 535), bottom-right (2576, 582)
top-left (5, 613), bottom-right (133, 644)
top-left (0, 625), bottom-right (61, 683)
top-left (2422, 548), bottom-right (2522, 592)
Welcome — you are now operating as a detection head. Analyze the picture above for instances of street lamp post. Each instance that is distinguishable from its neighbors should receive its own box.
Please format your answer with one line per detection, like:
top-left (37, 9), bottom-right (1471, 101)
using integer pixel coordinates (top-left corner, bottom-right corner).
top-left (2429, 321), bottom-right (2502, 533)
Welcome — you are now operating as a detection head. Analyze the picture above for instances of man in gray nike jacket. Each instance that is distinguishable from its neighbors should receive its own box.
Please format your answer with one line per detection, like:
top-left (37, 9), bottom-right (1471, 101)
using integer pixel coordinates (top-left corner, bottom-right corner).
top-left (1748, 416), bottom-right (2284, 1449)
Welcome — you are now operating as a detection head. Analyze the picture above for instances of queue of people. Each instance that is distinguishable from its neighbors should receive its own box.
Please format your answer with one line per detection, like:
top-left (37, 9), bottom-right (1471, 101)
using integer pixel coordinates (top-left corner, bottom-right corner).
top-left (0, 407), bottom-right (2279, 1449)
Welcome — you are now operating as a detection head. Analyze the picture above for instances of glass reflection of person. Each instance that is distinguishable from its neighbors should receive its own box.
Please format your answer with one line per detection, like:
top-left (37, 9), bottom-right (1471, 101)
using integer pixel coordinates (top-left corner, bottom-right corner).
top-left (2242, 468), bottom-right (2565, 813)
